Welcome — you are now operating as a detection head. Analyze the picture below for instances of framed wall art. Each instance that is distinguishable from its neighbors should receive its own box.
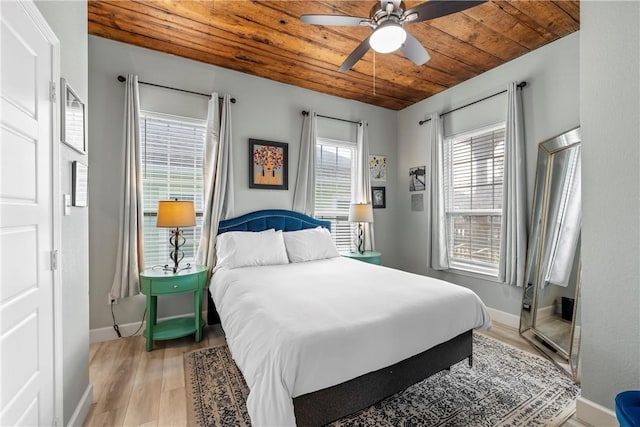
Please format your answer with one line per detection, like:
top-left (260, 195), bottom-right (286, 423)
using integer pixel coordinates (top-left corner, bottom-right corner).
top-left (409, 166), bottom-right (426, 191)
top-left (369, 155), bottom-right (387, 181)
top-left (411, 193), bottom-right (424, 211)
top-left (72, 161), bottom-right (88, 207)
top-left (249, 139), bottom-right (288, 190)
top-left (61, 78), bottom-right (86, 154)
top-left (371, 186), bottom-right (386, 209)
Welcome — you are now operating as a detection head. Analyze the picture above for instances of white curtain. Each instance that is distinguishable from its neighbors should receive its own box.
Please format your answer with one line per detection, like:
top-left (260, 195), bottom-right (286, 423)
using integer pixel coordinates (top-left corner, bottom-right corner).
top-left (429, 112), bottom-right (449, 270)
top-left (196, 94), bottom-right (234, 273)
top-left (499, 82), bottom-right (528, 287)
top-left (353, 121), bottom-right (375, 251)
top-left (292, 111), bottom-right (317, 215)
top-left (110, 74), bottom-right (144, 299)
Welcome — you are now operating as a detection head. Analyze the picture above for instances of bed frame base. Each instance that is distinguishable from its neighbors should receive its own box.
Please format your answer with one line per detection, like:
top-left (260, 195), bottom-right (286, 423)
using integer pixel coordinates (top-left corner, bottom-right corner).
top-left (293, 330), bottom-right (473, 427)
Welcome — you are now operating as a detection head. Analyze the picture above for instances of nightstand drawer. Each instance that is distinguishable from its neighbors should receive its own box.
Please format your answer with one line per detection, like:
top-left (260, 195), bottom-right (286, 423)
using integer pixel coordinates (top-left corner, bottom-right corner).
top-left (146, 274), bottom-right (199, 295)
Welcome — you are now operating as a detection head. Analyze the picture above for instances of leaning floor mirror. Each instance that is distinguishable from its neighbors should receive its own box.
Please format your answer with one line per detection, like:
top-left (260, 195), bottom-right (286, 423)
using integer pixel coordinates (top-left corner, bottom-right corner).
top-left (520, 127), bottom-right (581, 381)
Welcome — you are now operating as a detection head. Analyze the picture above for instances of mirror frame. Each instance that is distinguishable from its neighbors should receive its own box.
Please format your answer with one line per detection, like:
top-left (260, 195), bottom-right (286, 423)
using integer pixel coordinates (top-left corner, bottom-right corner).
top-left (519, 127), bottom-right (581, 381)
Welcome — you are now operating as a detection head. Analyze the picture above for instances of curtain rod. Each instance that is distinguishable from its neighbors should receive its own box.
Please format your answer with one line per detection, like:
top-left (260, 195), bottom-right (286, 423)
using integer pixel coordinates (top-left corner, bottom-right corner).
top-left (301, 110), bottom-right (361, 125)
top-left (116, 75), bottom-right (236, 103)
top-left (418, 81), bottom-right (527, 125)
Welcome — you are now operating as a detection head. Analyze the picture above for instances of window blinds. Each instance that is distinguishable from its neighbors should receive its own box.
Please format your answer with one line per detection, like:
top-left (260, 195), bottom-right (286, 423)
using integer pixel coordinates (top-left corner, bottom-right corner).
top-left (140, 113), bottom-right (206, 269)
top-left (444, 125), bottom-right (505, 273)
top-left (314, 139), bottom-right (356, 251)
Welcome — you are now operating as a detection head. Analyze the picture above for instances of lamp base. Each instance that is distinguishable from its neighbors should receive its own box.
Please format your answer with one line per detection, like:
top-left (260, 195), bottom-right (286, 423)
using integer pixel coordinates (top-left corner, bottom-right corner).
top-left (167, 227), bottom-right (186, 273)
top-left (162, 263), bottom-right (192, 273)
top-left (356, 223), bottom-right (365, 255)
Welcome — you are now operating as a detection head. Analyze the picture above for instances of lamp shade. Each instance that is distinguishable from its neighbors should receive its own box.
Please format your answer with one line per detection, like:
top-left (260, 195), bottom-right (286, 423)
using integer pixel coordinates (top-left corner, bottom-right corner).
top-left (369, 22), bottom-right (407, 54)
top-left (348, 203), bottom-right (374, 223)
top-left (156, 200), bottom-right (196, 228)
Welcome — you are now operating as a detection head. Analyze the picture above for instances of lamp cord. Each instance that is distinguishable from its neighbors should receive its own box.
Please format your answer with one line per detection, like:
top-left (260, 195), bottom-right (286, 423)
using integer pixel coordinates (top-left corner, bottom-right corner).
top-left (111, 300), bottom-right (146, 339)
top-left (110, 259), bottom-right (192, 338)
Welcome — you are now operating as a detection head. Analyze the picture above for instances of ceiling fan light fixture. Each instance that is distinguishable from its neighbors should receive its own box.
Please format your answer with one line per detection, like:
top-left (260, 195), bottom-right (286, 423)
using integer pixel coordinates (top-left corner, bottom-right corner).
top-left (369, 23), bottom-right (406, 53)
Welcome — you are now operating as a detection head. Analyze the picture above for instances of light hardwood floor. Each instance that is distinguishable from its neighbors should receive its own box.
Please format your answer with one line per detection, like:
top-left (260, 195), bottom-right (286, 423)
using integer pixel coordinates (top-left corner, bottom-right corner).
top-left (85, 324), bottom-right (227, 426)
top-left (84, 321), bottom-right (586, 426)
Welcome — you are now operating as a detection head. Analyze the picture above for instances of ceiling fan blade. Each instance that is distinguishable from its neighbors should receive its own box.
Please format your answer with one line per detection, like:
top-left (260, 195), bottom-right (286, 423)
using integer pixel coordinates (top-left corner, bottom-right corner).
top-left (404, 0), bottom-right (486, 24)
top-left (401, 32), bottom-right (431, 65)
top-left (339, 36), bottom-right (372, 72)
top-left (300, 14), bottom-right (369, 26)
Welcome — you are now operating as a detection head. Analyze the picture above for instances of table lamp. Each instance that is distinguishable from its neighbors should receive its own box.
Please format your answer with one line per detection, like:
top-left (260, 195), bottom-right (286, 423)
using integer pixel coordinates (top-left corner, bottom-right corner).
top-left (156, 199), bottom-right (196, 273)
top-left (349, 203), bottom-right (373, 255)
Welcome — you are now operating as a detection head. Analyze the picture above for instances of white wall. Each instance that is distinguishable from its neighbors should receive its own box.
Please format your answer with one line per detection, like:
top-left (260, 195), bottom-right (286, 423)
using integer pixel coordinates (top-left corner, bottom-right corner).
top-left (34, 1), bottom-right (90, 425)
top-left (88, 36), bottom-right (399, 331)
top-left (580, 1), bottom-right (640, 412)
top-left (396, 33), bottom-right (580, 315)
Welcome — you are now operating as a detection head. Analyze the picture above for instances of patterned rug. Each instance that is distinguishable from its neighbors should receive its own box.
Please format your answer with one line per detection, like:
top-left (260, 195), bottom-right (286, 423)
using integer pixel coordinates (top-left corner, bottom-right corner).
top-left (184, 333), bottom-right (579, 426)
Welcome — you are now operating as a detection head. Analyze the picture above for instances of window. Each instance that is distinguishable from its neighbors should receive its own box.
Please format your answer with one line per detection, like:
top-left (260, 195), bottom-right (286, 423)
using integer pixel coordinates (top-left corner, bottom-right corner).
top-left (443, 123), bottom-right (505, 276)
top-left (140, 112), bottom-right (206, 269)
top-left (314, 138), bottom-right (356, 251)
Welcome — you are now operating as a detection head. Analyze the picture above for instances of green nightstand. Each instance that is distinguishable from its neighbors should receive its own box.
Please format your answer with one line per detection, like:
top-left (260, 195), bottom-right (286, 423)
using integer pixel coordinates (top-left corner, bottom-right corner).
top-left (140, 265), bottom-right (209, 351)
top-left (342, 251), bottom-right (382, 265)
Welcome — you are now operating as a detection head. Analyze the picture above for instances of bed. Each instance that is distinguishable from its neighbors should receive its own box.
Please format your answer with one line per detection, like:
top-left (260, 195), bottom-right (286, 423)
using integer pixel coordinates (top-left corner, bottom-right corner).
top-left (206, 209), bottom-right (491, 426)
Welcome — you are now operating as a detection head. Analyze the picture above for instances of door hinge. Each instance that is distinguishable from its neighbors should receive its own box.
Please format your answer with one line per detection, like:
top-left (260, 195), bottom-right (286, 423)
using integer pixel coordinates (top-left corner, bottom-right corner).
top-left (50, 250), bottom-right (58, 271)
top-left (50, 81), bottom-right (56, 103)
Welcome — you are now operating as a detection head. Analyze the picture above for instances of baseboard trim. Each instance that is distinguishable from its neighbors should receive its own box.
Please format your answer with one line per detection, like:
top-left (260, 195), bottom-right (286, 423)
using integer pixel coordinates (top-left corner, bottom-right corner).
top-left (67, 383), bottom-right (93, 427)
top-left (93, 307), bottom-right (519, 342)
top-left (90, 311), bottom-right (207, 343)
top-left (90, 319), bottom-right (145, 343)
top-left (486, 306), bottom-right (520, 329)
top-left (96, 307), bottom-right (519, 340)
top-left (576, 396), bottom-right (617, 426)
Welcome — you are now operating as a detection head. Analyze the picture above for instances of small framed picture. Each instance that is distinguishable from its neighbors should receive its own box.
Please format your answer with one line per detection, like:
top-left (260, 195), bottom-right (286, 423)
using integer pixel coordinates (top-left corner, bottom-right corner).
top-left (371, 186), bottom-right (386, 209)
top-left (249, 139), bottom-right (288, 190)
top-left (409, 166), bottom-right (426, 191)
top-left (369, 155), bottom-right (387, 181)
top-left (61, 78), bottom-right (86, 154)
top-left (72, 161), bottom-right (88, 207)
top-left (411, 193), bottom-right (424, 212)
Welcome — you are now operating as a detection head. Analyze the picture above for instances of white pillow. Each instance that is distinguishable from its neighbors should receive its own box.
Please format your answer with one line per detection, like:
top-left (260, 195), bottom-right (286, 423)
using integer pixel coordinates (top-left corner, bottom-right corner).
top-left (215, 229), bottom-right (289, 270)
top-left (283, 227), bottom-right (340, 263)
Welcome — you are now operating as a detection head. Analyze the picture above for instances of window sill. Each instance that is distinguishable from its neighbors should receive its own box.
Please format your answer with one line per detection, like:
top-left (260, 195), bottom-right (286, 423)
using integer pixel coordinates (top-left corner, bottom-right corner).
top-left (444, 265), bottom-right (502, 284)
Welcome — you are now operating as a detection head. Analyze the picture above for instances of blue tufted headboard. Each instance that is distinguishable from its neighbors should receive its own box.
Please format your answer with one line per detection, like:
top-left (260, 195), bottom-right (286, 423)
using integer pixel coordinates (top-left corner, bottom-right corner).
top-left (217, 209), bottom-right (331, 234)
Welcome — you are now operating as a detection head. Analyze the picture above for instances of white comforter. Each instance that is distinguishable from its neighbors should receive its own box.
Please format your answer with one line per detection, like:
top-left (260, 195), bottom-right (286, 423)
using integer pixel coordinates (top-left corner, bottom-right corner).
top-left (210, 257), bottom-right (491, 426)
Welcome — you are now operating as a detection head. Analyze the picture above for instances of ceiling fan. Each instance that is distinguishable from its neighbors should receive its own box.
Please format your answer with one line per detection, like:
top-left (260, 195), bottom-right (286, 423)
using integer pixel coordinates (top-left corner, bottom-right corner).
top-left (300, 0), bottom-right (486, 72)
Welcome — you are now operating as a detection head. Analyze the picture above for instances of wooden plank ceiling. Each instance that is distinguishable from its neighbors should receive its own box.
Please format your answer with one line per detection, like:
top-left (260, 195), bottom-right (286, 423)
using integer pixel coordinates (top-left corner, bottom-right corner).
top-left (88, 0), bottom-right (579, 111)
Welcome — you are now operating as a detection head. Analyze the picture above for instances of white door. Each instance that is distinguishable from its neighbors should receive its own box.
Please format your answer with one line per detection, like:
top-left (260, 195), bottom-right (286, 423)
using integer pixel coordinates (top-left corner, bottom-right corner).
top-left (1, 1), bottom-right (57, 425)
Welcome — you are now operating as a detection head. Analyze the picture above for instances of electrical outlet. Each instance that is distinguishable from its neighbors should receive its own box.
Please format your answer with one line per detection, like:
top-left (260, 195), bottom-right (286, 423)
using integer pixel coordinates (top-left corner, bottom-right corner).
top-left (108, 293), bottom-right (117, 305)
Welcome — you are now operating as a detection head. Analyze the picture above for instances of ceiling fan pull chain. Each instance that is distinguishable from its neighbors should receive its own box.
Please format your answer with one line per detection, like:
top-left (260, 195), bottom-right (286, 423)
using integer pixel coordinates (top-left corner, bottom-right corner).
top-left (373, 51), bottom-right (377, 96)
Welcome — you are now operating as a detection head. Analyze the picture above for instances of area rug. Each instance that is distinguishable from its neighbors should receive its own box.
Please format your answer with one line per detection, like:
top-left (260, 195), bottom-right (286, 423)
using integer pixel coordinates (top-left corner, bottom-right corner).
top-left (184, 333), bottom-right (579, 426)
